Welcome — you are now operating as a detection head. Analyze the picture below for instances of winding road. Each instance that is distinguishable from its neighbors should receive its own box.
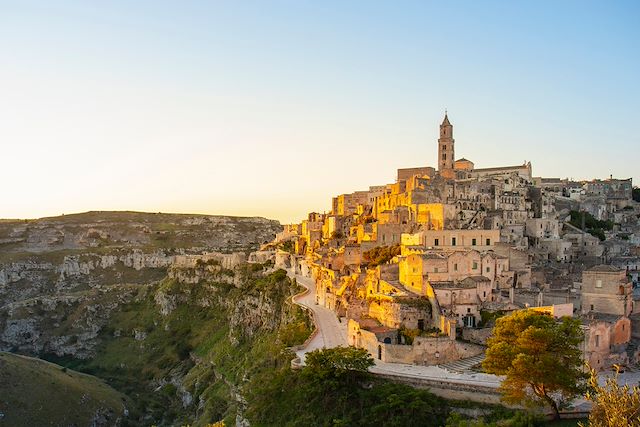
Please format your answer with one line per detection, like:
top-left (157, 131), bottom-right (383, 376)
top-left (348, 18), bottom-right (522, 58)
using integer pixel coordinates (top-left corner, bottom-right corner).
top-left (290, 272), bottom-right (501, 389)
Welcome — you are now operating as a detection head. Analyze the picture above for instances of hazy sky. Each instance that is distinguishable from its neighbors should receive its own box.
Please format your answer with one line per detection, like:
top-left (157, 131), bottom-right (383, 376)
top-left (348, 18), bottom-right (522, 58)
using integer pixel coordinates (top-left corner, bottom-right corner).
top-left (1, 1), bottom-right (638, 223)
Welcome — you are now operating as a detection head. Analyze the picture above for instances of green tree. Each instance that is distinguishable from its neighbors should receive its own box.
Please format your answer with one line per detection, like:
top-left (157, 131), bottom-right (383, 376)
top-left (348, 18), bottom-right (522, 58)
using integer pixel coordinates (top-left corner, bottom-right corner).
top-left (581, 366), bottom-right (640, 427)
top-left (482, 310), bottom-right (587, 420)
top-left (363, 245), bottom-right (401, 267)
top-left (303, 346), bottom-right (374, 387)
top-left (568, 210), bottom-right (614, 241)
top-left (331, 230), bottom-right (345, 239)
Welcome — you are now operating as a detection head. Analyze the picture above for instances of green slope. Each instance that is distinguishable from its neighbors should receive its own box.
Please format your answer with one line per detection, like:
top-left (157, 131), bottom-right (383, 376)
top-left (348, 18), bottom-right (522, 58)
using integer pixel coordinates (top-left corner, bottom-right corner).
top-left (0, 352), bottom-right (127, 427)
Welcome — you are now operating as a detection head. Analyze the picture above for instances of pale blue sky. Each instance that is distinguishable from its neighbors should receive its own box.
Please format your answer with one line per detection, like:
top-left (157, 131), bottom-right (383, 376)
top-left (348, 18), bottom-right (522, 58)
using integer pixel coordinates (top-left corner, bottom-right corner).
top-left (1, 1), bottom-right (638, 222)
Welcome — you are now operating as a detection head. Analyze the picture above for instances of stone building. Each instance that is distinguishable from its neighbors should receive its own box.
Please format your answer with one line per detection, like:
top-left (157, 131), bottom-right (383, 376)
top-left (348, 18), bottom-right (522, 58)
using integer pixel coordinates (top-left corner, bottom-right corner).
top-left (348, 318), bottom-right (483, 365)
top-left (430, 277), bottom-right (493, 327)
top-left (398, 250), bottom-right (511, 293)
top-left (581, 265), bottom-right (633, 316)
top-left (401, 229), bottom-right (500, 252)
top-left (332, 191), bottom-right (370, 216)
top-left (454, 158), bottom-right (474, 171)
top-left (582, 314), bottom-right (632, 371)
top-left (438, 113), bottom-right (455, 179)
top-left (580, 265), bottom-right (635, 371)
top-left (397, 167), bottom-right (436, 182)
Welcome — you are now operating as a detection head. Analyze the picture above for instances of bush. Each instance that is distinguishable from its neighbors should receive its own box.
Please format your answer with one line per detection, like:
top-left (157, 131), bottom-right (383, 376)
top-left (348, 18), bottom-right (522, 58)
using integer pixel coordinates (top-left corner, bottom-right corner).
top-left (303, 346), bottom-right (374, 386)
top-left (363, 245), bottom-right (401, 267)
top-left (568, 210), bottom-right (613, 241)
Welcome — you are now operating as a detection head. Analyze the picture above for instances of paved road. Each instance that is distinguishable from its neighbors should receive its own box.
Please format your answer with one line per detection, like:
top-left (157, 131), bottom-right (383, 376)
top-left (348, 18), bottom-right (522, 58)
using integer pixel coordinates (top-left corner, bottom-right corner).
top-left (292, 274), bottom-right (348, 363)
top-left (290, 272), bottom-right (501, 387)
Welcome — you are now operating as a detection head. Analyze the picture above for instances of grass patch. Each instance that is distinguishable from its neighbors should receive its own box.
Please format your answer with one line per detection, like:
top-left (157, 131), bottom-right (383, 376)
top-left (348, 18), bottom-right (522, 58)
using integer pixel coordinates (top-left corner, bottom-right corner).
top-left (0, 352), bottom-right (126, 427)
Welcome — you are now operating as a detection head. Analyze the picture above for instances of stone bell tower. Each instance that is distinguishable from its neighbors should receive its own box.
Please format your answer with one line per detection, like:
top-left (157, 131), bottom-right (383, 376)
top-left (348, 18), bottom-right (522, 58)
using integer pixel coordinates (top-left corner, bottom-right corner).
top-left (438, 112), bottom-right (455, 176)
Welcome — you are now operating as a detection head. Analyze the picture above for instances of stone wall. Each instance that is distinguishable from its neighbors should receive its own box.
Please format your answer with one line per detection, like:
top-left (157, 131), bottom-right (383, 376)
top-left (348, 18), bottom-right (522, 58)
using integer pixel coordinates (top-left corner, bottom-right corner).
top-left (462, 327), bottom-right (492, 345)
top-left (372, 372), bottom-right (501, 404)
top-left (350, 319), bottom-right (483, 365)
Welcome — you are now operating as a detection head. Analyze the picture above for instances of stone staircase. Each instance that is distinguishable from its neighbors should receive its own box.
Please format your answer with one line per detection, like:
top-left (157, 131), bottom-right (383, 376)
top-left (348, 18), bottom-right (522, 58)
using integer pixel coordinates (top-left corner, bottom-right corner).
top-left (438, 353), bottom-right (486, 374)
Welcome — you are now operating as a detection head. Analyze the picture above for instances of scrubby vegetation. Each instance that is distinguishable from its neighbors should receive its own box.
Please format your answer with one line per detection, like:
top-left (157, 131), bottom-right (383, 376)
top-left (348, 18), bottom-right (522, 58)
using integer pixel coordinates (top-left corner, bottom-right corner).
top-left (247, 347), bottom-right (553, 427)
top-left (568, 210), bottom-right (614, 241)
top-left (279, 239), bottom-right (295, 253)
top-left (363, 244), bottom-right (402, 267)
top-left (478, 309), bottom-right (506, 328)
top-left (46, 267), bottom-right (312, 426)
top-left (581, 366), bottom-right (640, 427)
top-left (18, 256), bottom-right (567, 426)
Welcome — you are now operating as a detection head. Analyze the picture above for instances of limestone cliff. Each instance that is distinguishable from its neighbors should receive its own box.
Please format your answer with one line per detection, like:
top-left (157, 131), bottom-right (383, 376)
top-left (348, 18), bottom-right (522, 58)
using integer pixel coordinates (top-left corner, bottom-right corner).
top-left (0, 211), bottom-right (310, 426)
top-left (0, 211), bottom-right (281, 358)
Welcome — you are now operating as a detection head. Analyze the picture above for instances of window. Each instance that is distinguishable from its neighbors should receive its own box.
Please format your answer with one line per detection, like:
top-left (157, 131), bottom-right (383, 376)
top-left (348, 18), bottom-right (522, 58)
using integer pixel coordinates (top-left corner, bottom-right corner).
top-left (434, 238), bottom-right (439, 246)
top-left (596, 279), bottom-right (602, 288)
top-left (472, 261), bottom-right (478, 270)
top-left (483, 291), bottom-right (486, 297)
top-left (452, 237), bottom-right (457, 246)
top-left (443, 153), bottom-right (447, 160)
top-left (434, 267), bottom-right (439, 273)
top-left (486, 238), bottom-right (491, 245)
top-left (590, 304), bottom-right (594, 311)
top-left (486, 266), bottom-right (490, 273)
top-left (595, 335), bottom-right (600, 348)
top-left (472, 238), bottom-right (477, 246)
top-left (454, 263), bottom-right (458, 272)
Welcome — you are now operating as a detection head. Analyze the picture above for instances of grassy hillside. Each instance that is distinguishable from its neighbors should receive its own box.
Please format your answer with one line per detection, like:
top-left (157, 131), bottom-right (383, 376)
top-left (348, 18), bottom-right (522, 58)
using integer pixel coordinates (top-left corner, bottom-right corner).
top-left (0, 351), bottom-right (126, 427)
top-left (45, 266), bottom-right (312, 426)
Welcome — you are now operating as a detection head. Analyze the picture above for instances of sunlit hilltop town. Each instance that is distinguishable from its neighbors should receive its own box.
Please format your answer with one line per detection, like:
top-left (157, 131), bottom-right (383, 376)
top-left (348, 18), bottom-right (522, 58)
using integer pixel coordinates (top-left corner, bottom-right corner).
top-left (269, 113), bottom-right (639, 372)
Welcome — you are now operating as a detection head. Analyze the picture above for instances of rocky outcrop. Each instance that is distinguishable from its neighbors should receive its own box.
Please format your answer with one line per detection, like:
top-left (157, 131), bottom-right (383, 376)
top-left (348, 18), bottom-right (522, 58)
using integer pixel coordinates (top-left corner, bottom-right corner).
top-left (0, 211), bottom-right (282, 358)
top-left (0, 285), bottom-right (144, 358)
top-left (0, 212), bottom-right (281, 255)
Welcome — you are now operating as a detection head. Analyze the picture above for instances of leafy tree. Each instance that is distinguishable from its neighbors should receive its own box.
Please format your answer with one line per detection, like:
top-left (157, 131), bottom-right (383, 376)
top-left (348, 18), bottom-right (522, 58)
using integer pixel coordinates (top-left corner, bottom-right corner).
top-left (363, 244), bottom-right (401, 267)
top-left (581, 366), bottom-right (640, 427)
top-left (568, 210), bottom-right (614, 241)
top-left (331, 230), bottom-right (345, 239)
top-left (482, 310), bottom-right (587, 420)
top-left (280, 240), bottom-right (295, 253)
top-left (633, 187), bottom-right (640, 203)
top-left (303, 346), bottom-right (374, 387)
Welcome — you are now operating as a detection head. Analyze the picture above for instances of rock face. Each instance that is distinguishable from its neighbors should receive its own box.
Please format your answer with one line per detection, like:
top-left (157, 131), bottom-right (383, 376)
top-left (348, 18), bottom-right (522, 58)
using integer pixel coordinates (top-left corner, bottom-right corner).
top-left (0, 211), bottom-right (282, 357)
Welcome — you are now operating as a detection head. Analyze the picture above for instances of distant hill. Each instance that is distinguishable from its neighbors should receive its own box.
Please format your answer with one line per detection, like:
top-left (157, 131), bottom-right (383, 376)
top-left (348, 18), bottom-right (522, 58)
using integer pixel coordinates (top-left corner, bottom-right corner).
top-left (0, 210), bottom-right (282, 261)
top-left (0, 351), bottom-right (126, 426)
